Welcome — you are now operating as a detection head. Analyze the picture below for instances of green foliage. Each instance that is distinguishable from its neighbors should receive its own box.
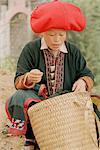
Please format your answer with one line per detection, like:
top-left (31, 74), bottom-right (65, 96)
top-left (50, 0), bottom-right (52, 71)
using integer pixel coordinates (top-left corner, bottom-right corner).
top-left (62, 0), bottom-right (100, 92)
top-left (0, 56), bottom-right (17, 73)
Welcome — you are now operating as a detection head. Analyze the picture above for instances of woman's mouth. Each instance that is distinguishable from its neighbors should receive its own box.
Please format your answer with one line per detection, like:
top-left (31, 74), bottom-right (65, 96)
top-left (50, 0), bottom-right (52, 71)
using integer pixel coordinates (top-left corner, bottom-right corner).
top-left (52, 44), bottom-right (60, 47)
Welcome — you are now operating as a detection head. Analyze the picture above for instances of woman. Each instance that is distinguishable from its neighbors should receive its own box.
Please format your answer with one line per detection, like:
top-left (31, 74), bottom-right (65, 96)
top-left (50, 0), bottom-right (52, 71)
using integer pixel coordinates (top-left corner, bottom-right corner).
top-left (5, 0), bottom-right (94, 149)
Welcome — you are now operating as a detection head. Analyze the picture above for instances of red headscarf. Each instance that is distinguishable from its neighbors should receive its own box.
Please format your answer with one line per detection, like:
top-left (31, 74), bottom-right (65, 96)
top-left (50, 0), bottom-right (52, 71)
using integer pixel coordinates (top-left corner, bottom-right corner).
top-left (30, 0), bottom-right (86, 33)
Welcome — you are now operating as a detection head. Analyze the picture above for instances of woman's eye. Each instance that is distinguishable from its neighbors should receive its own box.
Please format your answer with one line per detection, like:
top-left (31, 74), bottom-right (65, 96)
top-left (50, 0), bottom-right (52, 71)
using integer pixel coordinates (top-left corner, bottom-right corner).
top-left (49, 34), bottom-right (55, 36)
top-left (59, 34), bottom-right (64, 36)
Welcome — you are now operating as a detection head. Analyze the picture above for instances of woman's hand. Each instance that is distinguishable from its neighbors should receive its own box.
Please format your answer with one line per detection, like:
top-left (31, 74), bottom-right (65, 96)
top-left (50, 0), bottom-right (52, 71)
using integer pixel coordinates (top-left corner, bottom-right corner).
top-left (27, 69), bottom-right (43, 84)
top-left (72, 79), bottom-right (87, 92)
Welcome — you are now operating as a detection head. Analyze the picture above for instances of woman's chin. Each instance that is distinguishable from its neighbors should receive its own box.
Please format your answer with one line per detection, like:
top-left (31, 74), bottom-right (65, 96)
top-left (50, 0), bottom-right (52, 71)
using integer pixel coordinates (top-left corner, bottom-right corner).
top-left (48, 46), bottom-right (60, 51)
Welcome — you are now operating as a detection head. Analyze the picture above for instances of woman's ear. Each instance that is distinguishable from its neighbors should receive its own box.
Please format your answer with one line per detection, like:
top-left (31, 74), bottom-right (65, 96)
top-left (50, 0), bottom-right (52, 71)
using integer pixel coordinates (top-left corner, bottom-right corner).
top-left (39, 33), bottom-right (44, 37)
top-left (65, 31), bottom-right (68, 41)
top-left (34, 33), bottom-right (43, 37)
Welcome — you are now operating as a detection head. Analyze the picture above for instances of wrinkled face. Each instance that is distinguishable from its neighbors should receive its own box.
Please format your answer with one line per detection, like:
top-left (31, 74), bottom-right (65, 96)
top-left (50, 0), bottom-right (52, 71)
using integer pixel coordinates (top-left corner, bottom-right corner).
top-left (42, 29), bottom-right (67, 50)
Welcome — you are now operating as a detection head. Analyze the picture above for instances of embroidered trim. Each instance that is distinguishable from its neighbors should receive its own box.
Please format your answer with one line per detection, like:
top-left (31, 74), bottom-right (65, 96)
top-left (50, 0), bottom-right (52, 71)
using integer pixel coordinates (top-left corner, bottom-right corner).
top-left (43, 49), bottom-right (64, 95)
top-left (5, 98), bottom-right (42, 135)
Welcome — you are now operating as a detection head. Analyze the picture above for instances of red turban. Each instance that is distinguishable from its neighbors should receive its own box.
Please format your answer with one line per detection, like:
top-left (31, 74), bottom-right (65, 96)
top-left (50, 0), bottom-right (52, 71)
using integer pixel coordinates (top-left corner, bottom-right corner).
top-left (30, 0), bottom-right (86, 33)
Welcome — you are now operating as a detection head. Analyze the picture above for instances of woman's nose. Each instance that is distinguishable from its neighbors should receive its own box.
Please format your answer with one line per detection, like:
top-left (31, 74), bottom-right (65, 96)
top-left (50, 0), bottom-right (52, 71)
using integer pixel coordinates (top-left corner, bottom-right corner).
top-left (54, 35), bottom-right (60, 42)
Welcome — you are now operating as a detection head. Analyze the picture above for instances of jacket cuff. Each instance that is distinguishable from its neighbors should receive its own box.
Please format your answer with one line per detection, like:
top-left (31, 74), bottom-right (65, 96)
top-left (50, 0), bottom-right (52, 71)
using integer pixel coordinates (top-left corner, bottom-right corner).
top-left (15, 73), bottom-right (35, 89)
top-left (80, 76), bottom-right (94, 92)
top-left (23, 73), bottom-right (35, 89)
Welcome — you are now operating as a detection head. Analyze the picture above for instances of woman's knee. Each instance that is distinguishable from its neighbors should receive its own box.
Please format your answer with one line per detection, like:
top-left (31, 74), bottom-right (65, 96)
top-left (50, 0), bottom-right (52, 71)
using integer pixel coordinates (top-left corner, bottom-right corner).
top-left (13, 89), bottom-right (28, 99)
top-left (9, 89), bottom-right (32, 105)
top-left (10, 89), bottom-right (39, 103)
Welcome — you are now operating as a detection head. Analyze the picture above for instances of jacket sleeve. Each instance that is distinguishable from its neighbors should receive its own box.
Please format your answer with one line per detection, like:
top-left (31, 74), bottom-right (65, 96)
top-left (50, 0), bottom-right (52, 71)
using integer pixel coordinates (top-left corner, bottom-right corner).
top-left (15, 73), bottom-right (35, 89)
top-left (14, 42), bottom-right (37, 89)
top-left (74, 46), bottom-right (94, 91)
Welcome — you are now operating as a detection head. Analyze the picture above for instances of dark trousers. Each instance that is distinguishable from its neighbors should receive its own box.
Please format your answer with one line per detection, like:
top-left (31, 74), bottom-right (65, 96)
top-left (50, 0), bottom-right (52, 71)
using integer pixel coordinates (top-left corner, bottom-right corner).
top-left (25, 122), bottom-right (34, 139)
top-left (25, 101), bottom-right (40, 149)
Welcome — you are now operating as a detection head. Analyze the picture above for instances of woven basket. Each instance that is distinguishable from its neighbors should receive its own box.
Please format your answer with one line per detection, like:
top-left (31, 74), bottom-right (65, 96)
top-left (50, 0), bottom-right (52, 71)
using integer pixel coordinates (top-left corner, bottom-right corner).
top-left (28, 92), bottom-right (100, 150)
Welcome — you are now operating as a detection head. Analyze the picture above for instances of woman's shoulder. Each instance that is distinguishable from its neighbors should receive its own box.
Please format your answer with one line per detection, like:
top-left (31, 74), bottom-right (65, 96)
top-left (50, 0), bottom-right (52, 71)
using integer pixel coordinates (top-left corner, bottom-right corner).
top-left (20, 38), bottom-right (41, 57)
top-left (25, 38), bottom-right (41, 50)
top-left (65, 41), bottom-right (80, 54)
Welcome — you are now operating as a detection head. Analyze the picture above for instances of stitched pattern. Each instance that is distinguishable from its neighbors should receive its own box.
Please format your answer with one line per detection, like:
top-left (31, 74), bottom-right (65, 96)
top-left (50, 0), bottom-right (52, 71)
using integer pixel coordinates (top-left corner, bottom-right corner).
top-left (43, 49), bottom-right (64, 95)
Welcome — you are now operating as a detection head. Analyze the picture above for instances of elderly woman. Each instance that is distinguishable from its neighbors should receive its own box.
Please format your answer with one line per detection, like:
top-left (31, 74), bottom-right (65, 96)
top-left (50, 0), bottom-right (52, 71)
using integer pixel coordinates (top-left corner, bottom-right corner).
top-left (5, 0), bottom-right (94, 149)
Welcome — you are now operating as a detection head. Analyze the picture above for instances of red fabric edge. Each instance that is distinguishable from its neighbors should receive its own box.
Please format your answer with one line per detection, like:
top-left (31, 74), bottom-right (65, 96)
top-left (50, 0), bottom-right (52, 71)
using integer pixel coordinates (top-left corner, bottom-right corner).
top-left (5, 98), bottom-right (12, 122)
top-left (5, 97), bottom-right (42, 136)
top-left (8, 122), bottom-right (27, 136)
top-left (23, 98), bottom-right (42, 121)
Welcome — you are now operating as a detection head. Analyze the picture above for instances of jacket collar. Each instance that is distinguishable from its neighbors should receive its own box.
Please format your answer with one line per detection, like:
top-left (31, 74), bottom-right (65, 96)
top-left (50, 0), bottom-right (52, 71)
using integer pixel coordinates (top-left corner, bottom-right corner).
top-left (40, 38), bottom-right (68, 53)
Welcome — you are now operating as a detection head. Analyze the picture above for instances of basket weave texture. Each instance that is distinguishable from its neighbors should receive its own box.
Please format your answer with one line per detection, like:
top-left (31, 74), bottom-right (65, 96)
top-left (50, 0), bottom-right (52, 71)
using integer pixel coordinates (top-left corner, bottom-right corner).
top-left (28, 92), bottom-right (100, 150)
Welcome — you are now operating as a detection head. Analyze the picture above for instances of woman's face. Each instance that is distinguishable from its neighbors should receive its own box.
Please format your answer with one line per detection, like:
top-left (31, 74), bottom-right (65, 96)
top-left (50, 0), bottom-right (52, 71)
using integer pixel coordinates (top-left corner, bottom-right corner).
top-left (43, 29), bottom-right (67, 51)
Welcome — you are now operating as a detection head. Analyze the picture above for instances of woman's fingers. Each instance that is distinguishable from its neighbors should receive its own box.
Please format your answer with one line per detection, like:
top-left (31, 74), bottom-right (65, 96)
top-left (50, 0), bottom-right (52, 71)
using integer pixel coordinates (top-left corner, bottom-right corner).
top-left (30, 69), bottom-right (43, 75)
top-left (72, 79), bottom-right (86, 92)
top-left (27, 69), bottom-right (43, 83)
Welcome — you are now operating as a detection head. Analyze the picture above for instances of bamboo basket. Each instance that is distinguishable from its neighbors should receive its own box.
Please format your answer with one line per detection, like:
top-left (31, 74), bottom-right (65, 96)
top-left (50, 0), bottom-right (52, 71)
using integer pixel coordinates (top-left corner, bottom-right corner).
top-left (28, 92), bottom-right (100, 150)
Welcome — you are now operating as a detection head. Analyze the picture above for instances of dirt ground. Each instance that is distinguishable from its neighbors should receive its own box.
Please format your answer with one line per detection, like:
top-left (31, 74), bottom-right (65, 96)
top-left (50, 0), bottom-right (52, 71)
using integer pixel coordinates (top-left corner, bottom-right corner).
top-left (0, 69), bottom-right (24, 150)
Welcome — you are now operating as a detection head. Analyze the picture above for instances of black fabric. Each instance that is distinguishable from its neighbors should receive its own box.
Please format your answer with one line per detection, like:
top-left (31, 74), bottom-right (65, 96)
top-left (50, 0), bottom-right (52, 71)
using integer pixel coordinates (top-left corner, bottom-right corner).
top-left (24, 140), bottom-right (34, 146)
top-left (24, 139), bottom-right (40, 150)
top-left (14, 38), bottom-right (94, 92)
top-left (25, 122), bottom-right (40, 149)
top-left (25, 122), bottom-right (34, 139)
top-left (25, 101), bottom-right (38, 140)
top-left (93, 103), bottom-right (100, 147)
top-left (8, 89), bottom-right (43, 121)
top-left (93, 103), bottom-right (100, 120)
